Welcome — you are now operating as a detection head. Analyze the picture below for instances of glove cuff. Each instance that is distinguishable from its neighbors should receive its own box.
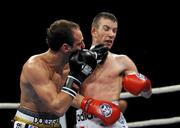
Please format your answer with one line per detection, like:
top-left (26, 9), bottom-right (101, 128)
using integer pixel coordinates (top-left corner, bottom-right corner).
top-left (61, 87), bottom-right (77, 98)
top-left (81, 97), bottom-right (93, 112)
top-left (61, 76), bottom-right (81, 98)
top-left (66, 75), bottom-right (82, 86)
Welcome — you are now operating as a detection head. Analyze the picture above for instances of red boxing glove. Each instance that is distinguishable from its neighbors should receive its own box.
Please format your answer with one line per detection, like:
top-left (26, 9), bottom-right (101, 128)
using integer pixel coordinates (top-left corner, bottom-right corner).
top-left (122, 73), bottom-right (152, 96)
top-left (81, 97), bottom-right (121, 126)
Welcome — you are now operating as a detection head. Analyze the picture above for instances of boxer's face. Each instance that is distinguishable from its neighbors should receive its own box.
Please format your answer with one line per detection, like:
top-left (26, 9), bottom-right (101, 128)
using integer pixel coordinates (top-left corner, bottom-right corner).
top-left (63, 28), bottom-right (85, 61)
top-left (72, 28), bottom-right (85, 51)
top-left (92, 18), bottom-right (118, 49)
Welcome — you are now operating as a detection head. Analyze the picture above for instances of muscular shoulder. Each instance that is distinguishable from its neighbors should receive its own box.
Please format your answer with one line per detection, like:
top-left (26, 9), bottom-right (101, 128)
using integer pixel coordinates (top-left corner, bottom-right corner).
top-left (110, 53), bottom-right (130, 63)
top-left (110, 53), bottom-right (137, 72)
top-left (25, 55), bottom-right (45, 68)
top-left (22, 55), bottom-right (48, 78)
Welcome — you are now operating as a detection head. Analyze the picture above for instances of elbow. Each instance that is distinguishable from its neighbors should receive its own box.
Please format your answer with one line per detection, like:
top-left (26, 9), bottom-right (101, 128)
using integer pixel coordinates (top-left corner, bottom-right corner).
top-left (51, 105), bottom-right (67, 117)
top-left (49, 100), bottom-right (69, 117)
top-left (54, 111), bottom-right (65, 117)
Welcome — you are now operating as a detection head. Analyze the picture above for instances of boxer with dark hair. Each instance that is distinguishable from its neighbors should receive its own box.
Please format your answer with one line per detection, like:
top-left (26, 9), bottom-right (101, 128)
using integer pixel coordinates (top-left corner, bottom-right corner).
top-left (12, 19), bottom-right (99, 128)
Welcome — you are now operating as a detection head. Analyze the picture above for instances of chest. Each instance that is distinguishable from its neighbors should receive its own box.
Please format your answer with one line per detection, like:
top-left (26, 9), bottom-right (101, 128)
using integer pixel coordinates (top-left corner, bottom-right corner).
top-left (91, 61), bottom-right (124, 80)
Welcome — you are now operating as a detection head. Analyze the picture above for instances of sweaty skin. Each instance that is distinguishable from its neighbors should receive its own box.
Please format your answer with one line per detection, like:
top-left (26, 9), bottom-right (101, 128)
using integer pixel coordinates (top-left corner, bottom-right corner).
top-left (81, 52), bottom-right (137, 102)
top-left (72, 17), bottom-right (138, 111)
top-left (20, 28), bottom-right (85, 116)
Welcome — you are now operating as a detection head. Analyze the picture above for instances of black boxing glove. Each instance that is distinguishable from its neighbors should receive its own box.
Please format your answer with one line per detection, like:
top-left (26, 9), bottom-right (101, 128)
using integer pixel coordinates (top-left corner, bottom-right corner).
top-left (90, 43), bottom-right (109, 64)
top-left (61, 49), bottom-right (97, 98)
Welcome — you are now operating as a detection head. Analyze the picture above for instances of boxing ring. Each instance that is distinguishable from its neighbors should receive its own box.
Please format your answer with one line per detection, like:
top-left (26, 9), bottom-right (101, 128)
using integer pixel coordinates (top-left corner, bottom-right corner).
top-left (1, 84), bottom-right (180, 127)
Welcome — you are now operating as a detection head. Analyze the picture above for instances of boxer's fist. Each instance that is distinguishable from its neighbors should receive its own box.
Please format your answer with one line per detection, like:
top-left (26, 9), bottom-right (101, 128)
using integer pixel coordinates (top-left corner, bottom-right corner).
top-left (90, 43), bottom-right (109, 64)
top-left (122, 73), bottom-right (152, 98)
top-left (62, 50), bottom-right (97, 98)
top-left (69, 49), bottom-right (97, 85)
top-left (81, 97), bottom-right (121, 126)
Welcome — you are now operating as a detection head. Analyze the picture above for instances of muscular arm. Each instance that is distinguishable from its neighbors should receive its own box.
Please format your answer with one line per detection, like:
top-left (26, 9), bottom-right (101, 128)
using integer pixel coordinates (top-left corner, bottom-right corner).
top-left (120, 55), bottom-right (138, 75)
top-left (120, 55), bottom-right (152, 98)
top-left (23, 61), bottom-right (75, 116)
top-left (72, 94), bottom-right (84, 108)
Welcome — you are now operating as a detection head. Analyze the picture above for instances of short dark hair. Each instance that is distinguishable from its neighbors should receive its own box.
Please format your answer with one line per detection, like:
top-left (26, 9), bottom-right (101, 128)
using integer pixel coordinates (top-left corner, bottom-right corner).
top-left (46, 19), bottom-right (80, 52)
top-left (92, 12), bottom-right (118, 28)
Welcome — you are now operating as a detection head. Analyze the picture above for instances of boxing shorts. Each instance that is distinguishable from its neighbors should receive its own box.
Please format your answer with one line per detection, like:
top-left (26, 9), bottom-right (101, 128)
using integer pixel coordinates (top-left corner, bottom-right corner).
top-left (13, 107), bottom-right (61, 128)
top-left (76, 101), bottom-right (128, 128)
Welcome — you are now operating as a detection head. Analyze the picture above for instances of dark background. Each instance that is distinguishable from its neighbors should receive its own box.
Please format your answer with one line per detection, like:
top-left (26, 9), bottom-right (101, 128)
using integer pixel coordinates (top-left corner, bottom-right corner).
top-left (1, 1), bottom-right (180, 128)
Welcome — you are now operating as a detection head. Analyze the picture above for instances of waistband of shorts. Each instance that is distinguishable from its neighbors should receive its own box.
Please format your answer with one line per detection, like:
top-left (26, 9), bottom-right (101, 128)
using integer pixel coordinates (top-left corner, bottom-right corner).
top-left (17, 107), bottom-right (59, 119)
top-left (14, 107), bottom-right (61, 128)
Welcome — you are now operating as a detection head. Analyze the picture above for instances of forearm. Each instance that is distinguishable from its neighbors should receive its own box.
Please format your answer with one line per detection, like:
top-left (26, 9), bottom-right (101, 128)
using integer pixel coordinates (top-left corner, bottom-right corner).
top-left (71, 94), bottom-right (84, 108)
top-left (118, 100), bottom-right (128, 113)
top-left (48, 92), bottom-right (74, 116)
top-left (47, 81), bottom-right (79, 116)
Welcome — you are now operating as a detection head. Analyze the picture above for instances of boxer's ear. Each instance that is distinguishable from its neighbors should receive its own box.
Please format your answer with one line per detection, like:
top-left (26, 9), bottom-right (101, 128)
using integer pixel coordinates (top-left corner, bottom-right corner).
top-left (61, 43), bottom-right (71, 54)
top-left (91, 27), bottom-right (97, 37)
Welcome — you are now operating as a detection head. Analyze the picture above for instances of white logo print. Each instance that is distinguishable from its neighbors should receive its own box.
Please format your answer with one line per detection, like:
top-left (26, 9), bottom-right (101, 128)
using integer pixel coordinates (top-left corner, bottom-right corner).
top-left (99, 103), bottom-right (112, 117)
